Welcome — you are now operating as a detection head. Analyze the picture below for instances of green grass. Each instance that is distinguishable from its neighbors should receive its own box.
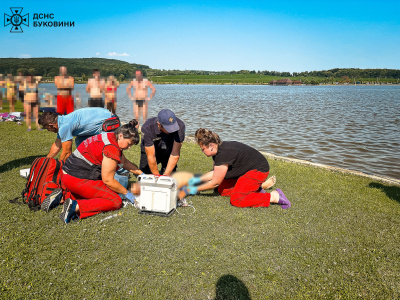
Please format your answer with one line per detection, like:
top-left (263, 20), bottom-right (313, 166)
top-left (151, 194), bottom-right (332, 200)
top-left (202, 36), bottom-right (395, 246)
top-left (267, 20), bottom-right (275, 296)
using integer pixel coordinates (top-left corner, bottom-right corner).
top-left (149, 74), bottom-right (276, 85)
top-left (0, 122), bottom-right (399, 299)
top-left (1, 98), bottom-right (24, 115)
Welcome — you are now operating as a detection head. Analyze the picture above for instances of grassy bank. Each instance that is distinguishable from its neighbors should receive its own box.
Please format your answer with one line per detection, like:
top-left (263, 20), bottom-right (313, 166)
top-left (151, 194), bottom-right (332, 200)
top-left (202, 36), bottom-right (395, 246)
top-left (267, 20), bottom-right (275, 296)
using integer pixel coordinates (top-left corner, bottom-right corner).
top-left (147, 74), bottom-right (400, 85)
top-left (4, 75), bottom-right (398, 86)
top-left (0, 122), bottom-right (399, 299)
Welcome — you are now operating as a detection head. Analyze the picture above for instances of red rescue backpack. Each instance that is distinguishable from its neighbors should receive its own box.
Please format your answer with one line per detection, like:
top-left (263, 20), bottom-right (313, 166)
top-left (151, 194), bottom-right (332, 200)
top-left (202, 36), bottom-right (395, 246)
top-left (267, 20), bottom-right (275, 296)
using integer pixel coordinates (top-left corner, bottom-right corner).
top-left (11, 158), bottom-right (64, 211)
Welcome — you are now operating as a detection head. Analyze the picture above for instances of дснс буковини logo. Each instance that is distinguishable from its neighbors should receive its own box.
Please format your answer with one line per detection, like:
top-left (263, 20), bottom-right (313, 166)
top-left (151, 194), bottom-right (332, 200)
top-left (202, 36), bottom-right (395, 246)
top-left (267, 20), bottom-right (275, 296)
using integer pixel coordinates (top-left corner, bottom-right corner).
top-left (4, 7), bottom-right (29, 33)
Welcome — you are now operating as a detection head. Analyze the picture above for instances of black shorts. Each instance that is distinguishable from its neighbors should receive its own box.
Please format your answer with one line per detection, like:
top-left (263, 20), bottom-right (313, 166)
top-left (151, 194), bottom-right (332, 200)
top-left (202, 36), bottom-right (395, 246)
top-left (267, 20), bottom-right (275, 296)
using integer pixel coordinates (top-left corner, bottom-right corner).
top-left (19, 91), bottom-right (24, 102)
top-left (26, 101), bottom-right (38, 108)
top-left (88, 98), bottom-right (104, 107)
top-left (135, 100), bottom-right (145, 107)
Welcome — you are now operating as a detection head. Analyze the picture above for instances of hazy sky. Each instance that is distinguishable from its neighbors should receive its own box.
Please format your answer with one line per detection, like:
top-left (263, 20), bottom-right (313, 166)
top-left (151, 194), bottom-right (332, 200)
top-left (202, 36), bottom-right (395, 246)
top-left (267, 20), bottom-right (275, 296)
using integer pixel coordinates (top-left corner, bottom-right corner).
top-left (1, 0), bottom-right (399, 72)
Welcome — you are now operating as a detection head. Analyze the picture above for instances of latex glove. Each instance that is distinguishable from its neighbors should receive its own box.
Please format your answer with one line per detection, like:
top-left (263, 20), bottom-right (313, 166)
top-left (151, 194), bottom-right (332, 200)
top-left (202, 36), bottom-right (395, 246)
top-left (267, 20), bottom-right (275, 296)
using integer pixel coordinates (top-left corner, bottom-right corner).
top-left (125, 191), bottom-right (136, 203)
top-left (182, 185), bottom-right (198, 196)
top-left (188, 176), bottom-right (202, 186)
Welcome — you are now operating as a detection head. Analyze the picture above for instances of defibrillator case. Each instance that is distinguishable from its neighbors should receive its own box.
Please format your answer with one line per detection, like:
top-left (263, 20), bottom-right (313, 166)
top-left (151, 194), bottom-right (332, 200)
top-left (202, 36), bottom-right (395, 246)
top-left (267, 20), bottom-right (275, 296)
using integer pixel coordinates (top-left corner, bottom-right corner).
top-left (136, 174), bottom-right (177, 216)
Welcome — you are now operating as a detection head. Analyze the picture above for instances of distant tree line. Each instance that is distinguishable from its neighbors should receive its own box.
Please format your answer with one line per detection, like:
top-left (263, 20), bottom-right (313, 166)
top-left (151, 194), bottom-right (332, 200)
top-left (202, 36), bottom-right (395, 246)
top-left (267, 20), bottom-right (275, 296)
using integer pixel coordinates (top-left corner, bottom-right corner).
top-left (0, 58), bottom-right (399, 80)
top-left (147, 69), bottom-right (294, 77)
top-left (0, 58), bottom-right (150, 81)
top-left (292, 68), bottom-right (400, 79)
top-left (148, 68), bottom-right (400, 79)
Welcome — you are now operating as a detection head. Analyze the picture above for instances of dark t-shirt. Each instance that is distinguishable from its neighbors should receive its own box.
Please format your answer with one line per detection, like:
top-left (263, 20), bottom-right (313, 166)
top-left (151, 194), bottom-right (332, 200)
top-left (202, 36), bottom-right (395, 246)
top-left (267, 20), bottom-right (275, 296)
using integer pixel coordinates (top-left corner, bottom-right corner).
top-left (140, 117), bottom-right (185, 153)
top-left (213, 141), bottom-right (269, 179)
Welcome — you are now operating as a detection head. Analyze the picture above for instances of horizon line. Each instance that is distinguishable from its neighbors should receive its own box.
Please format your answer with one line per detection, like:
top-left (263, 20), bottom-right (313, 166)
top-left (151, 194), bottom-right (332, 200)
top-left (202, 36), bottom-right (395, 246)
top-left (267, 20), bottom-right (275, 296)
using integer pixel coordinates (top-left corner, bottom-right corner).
top-left (1, 57), bottom-right (399, 73)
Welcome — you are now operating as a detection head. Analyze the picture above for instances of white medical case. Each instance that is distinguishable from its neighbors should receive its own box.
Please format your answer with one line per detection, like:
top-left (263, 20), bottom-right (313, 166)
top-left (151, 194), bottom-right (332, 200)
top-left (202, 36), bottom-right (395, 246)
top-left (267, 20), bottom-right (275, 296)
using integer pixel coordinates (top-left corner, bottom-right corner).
top-left (136, 174), bottom-right (177, 216)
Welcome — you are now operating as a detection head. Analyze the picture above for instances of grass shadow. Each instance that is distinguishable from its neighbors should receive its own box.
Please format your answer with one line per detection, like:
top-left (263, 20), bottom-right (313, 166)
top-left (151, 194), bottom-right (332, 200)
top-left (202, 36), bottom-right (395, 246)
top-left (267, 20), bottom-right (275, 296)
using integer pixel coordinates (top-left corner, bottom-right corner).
top-left (215, 274), bottom-right (251, 300)
top-left (369, 182), bottom-right (400, 204)
top-left (0, 155), bottom-right (42, 173)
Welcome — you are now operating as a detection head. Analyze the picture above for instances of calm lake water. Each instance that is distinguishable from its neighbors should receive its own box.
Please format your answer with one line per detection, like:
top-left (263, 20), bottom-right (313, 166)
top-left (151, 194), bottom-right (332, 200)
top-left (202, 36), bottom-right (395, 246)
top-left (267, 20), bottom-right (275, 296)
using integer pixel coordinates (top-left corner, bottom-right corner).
top-left (40, 84), bottom-right (400, 180)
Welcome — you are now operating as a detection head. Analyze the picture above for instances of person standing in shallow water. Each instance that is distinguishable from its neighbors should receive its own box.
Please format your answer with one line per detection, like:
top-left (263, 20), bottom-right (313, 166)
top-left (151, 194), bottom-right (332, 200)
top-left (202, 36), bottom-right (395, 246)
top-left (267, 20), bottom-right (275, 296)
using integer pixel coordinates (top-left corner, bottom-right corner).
top-left (0, 74), bottom-right (5, 110)
top-left (54, 66), bottom-right (74, 115)
top-left (5, 74), bottom-right (17, 112)
top-left (182, 128), bottom-right (291, 209)
top-left (15, 72), bottom-right (25, 105)
top-left (23, 74), bottom-right (41, 131)
top-left (126, 70), bottom-right (156, 127)
top-left (105, 76), bottom-right (119, 114)
top-left (86, 69), bottom-right (105, 108)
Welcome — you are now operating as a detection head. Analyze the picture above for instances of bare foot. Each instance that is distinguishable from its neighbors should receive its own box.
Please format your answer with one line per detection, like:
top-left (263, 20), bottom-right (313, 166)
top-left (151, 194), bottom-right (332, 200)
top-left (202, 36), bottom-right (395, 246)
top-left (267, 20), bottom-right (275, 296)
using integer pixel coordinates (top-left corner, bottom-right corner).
top-left (261, 175), bottom-right (276, 190)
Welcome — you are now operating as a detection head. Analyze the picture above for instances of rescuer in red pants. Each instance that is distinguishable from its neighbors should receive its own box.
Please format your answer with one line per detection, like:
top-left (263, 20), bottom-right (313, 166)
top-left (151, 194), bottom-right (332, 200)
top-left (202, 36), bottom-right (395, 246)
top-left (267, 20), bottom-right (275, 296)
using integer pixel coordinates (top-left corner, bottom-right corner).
top-left (181, 128), bottom-right (291, 209)
top-left (58, 120), bottom-right (143, 223)
top-left (61, 173), bottom-right (123, 219)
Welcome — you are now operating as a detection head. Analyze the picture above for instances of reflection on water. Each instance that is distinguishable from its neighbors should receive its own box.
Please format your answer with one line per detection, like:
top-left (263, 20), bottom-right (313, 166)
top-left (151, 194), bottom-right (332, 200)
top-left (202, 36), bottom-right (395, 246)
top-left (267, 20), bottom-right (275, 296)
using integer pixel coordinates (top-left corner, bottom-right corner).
top-left (40, 84), bottom-right (400, 179)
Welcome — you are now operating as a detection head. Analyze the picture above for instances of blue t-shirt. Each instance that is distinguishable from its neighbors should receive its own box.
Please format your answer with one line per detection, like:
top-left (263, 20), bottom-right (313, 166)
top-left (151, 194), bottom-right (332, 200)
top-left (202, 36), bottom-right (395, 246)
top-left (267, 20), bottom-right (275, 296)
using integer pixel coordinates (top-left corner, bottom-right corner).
top-left (57, 108), bottom-right (112, 142)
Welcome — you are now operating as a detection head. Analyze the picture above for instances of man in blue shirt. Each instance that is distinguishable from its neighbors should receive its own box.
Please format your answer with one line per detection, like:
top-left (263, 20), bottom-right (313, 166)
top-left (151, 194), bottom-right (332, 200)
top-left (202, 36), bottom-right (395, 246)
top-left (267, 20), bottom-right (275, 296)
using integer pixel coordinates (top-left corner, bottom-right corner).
top-left (38, 107), bottom-right (113, 161)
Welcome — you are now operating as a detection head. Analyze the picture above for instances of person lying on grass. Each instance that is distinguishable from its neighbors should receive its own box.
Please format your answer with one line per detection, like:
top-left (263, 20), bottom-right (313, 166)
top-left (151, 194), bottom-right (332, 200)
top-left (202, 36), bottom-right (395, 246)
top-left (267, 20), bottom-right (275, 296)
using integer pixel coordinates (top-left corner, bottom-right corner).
top-left (124, 171), bottom-right (203, 207)
top-left (180, 128), bottom-right (291, 209)
top-left (51, 120), bottom-right (143, 224)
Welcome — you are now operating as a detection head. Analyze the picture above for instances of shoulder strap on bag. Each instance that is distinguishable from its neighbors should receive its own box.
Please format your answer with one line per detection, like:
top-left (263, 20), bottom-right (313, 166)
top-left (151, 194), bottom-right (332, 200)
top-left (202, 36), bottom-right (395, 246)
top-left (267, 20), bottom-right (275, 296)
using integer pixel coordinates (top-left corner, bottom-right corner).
top-left (52, 159), bottom-right (62, 183)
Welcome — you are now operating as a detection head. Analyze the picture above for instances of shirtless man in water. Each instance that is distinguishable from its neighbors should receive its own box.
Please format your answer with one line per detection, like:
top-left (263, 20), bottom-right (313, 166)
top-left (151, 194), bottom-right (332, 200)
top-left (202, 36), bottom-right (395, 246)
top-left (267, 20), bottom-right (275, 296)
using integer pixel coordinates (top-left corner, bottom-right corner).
top-left (86, 69), bottom-right (105, 108)
top-left (55, 66), bottom-right (74, 115)
top-left (126, 70), bottom-right (156, 126)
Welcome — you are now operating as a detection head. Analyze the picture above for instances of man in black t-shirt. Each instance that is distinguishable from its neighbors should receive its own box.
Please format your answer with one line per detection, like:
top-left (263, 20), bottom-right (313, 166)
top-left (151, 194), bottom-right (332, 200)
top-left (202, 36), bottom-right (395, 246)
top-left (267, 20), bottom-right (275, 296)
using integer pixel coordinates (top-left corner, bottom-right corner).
top-left (140, 109), bottom-right (185, 176)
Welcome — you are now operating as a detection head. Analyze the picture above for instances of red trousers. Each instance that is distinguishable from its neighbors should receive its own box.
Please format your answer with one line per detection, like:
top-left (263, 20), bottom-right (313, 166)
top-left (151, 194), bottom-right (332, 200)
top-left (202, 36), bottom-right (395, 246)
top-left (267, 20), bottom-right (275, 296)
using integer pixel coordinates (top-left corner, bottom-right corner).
top-left (61, 172), bottom-right (122, 219)
top-left (218, 170), bottom-right (271, 207)
top-left (57, 95), bottom-right (74, 115)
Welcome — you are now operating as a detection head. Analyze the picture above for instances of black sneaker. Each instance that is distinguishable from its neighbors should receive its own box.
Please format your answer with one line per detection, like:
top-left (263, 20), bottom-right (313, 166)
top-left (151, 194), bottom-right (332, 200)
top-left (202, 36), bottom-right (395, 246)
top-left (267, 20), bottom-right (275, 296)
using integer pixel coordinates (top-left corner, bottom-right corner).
top-left (59, 198), bottom-right (79, 224)
top-left (41, 188), bottom-right (63, 212)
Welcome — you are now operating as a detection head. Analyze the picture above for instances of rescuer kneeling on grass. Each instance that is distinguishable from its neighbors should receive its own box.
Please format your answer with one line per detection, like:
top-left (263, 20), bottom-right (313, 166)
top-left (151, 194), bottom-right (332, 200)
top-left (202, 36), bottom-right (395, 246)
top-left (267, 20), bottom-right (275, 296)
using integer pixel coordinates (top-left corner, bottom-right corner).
top-left (182, 128), bottom-right (291, 209)
top-left (57, 120), bottom-right (142, 223)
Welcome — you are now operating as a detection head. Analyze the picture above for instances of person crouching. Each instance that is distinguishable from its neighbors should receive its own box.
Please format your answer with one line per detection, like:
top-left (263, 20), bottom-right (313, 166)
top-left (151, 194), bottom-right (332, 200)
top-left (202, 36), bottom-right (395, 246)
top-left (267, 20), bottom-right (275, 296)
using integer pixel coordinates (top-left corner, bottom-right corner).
top-left (59, 120), bottom-right (142, 223)
top-left (183, 128), bottom-right (291, 209)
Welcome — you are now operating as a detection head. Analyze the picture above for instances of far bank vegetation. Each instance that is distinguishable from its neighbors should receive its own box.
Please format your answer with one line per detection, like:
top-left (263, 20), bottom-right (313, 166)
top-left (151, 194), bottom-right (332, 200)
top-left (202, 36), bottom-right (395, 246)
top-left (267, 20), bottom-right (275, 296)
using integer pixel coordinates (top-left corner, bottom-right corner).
top-left (0, 58), bottom-right (398, 85)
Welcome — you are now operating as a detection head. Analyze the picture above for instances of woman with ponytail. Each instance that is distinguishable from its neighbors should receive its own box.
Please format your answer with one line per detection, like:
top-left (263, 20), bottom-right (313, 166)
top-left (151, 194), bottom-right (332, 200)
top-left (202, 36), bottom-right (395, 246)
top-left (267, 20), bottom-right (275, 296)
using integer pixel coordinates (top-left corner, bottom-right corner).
top-left (183, 128), bottom-right (291, 209)
top-left (57, 119), bottom-right (142, 223)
